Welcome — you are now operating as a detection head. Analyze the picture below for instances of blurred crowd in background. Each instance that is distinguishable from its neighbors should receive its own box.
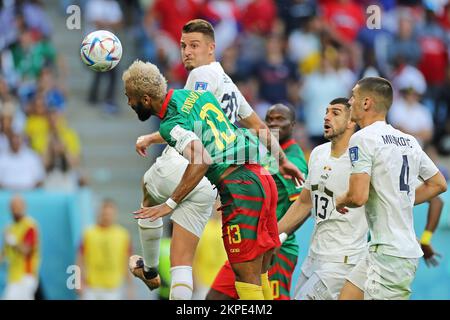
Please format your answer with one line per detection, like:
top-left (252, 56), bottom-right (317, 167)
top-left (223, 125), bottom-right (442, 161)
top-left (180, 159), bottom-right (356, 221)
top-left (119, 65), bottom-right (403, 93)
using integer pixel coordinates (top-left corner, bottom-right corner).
top-left (1, 0), bottom-right (450, 299)
top-left (2, 0), bottom-right (450, 192)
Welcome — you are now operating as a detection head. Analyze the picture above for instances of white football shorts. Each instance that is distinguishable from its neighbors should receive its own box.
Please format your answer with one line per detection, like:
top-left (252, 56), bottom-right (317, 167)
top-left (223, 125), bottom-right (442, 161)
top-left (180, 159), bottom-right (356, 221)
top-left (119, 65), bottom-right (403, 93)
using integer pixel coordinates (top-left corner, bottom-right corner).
top-left (143, 147), bottom-right (217, 238)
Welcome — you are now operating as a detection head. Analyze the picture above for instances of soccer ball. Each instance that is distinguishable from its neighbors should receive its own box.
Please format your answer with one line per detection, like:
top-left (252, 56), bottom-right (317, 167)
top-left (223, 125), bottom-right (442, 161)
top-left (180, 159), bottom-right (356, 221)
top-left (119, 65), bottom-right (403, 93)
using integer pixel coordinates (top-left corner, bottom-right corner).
top-left (80, 30), bottom-right (122, 72)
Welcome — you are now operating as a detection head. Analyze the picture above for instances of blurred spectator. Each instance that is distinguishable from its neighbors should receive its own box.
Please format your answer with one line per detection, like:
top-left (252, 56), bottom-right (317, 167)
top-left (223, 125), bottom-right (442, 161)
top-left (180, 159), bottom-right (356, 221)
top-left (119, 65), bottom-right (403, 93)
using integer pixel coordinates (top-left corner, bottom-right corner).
top-left (42, 135), bottom-right (85, 192)
top-left (0, 133), bottom-right (45, 191)
top-left (287, 12), bottom-right (322, 75)
top-left (240, 0), bottom-right (277, 35)
top-left (22, 0), bottom-right (52, 39)
top-left (359, 47), bottom-right (385, 79)
top-left (254, 34), bottom-right (300, 106)
top-left (320, 0), bottom-right (365, 44)
top-left (277, 0), bottom-right (318, 36)
top-left (0, 0), bottom-right (21, 51)
top-left (38, 68), bottom-right (66, 112)
top-left (386, 9), bottom-right (422, 69)
top-left (0, 77), bottom-right (26, 138)
top-left (76, 199), bottom-right (133, 300)
top-left (85, 0), bottom-right (123, 114)
top-left (434, 65), bottom-right (450, 155)
top-left (25, 102), bottom-right (81, 166)
top-left (145, 0), bottom-right (202, 67)
top-left (0, 195), bottom-right (40, 300)
top-left (300, 50), bottom-right (348, 147)
top-left (202, 1), bottom-right (240, 59)
top-left (335, 47), bottom-right (357, 94)
top-left (10, 29), bottom-right (56, 82)
top-left (392, 63), bottom-right (427, 97)
top-left (417, 9), bottom-right (448, 112)
top-left (389, 87), bottom-right (434, 147)
top-left (220, 45), bottom-right (251, 82)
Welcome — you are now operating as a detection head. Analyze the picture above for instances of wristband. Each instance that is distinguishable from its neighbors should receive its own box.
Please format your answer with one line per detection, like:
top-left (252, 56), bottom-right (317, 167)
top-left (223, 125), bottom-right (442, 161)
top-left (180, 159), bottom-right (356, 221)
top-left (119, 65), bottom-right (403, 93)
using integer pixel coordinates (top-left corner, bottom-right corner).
top-left (279, 232), bottom-right (288, 244)
top-left (420, 230), bottom-right (433, 245)
top-left (165, 198), bottom-right (178, 210)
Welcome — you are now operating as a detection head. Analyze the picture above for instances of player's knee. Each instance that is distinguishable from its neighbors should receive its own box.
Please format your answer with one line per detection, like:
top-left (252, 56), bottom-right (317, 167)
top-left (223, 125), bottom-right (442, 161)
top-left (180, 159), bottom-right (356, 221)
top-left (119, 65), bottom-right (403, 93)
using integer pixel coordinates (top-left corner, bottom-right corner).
top-left (138, 218), bottom-right (163, 240)
top-left (170, 266), bottom-right (193, 300)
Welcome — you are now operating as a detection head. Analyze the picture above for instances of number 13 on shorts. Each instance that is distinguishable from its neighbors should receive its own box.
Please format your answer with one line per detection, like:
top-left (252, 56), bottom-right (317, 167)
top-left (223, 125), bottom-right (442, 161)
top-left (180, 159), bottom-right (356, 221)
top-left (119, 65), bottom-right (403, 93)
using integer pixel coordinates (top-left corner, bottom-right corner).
top-left (226, 224), bottom-right (242, 244)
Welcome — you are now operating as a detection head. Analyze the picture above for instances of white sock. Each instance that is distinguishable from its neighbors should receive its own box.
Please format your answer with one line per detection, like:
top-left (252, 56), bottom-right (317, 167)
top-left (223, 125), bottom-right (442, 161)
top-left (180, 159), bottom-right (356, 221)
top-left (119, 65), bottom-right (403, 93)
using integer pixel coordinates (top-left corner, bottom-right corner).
top-left (170, 266), bottom-right (193, 300)
top-left (138, 217), bottom-right (163, 270)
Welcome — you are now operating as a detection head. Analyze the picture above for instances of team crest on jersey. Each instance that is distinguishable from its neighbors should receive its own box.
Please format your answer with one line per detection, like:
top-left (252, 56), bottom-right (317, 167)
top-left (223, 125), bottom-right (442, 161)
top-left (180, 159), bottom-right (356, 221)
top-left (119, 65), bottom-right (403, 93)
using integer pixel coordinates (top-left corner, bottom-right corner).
top-left (194, 82), bottom-right (208, 90)
top-left (349, 146), bottom-right (359, 164)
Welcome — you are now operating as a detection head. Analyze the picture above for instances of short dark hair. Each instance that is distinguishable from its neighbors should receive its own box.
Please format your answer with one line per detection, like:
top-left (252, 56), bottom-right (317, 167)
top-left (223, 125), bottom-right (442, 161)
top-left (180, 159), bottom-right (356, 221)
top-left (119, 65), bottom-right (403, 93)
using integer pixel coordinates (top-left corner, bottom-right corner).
top-left (329, 97), bottom-right (350, 109)
top-left (356, 77), bottom-right (393, 112)
top-left (269, 103), bottom-right (296, 122)
top-left (182, 19), bottom-right (215, 41)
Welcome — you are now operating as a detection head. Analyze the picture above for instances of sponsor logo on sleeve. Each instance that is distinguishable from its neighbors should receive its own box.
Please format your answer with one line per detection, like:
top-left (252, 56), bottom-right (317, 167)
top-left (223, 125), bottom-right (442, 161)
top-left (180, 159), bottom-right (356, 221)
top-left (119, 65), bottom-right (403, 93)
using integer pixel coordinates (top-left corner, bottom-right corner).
top-left (194, 82), bottom-right (208, 91)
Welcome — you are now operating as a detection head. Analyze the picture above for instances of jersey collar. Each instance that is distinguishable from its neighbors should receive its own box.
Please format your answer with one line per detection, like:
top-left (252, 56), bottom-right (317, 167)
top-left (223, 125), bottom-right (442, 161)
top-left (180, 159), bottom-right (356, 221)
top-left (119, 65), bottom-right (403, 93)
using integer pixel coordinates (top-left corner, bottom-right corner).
top-left (158, 89), bottom-right (174, 119)
top-left (281, 139), bottom-right (297, 151)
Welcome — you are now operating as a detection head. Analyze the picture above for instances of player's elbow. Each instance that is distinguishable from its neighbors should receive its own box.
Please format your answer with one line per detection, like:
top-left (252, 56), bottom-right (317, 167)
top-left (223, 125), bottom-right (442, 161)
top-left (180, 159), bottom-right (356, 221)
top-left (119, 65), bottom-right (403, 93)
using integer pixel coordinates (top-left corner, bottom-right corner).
top-left (352, 193), bottom-right (368, 207)
top-left (434, 172), bottom-right (447, 194)
top-left (438, 180), bottom-right (447, 194)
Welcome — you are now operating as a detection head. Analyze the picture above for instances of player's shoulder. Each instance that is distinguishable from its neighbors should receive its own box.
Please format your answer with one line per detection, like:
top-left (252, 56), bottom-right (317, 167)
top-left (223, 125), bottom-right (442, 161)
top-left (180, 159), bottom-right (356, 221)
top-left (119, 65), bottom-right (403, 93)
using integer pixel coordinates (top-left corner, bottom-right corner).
top-left (189, 62), bottom-right (221, 80)
top-left (311, 142), bottom-right (331, 155)
top-left (349, 123), bottom-right (381, 145)
top-left (311, 142), bottom-right (332, 159)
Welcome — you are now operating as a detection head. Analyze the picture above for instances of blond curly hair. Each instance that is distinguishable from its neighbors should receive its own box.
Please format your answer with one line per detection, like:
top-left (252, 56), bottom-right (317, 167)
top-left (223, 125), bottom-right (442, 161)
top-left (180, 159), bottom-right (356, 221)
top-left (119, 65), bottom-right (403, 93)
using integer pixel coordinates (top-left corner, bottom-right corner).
top-left (122, 60), bottom-right (168, 100)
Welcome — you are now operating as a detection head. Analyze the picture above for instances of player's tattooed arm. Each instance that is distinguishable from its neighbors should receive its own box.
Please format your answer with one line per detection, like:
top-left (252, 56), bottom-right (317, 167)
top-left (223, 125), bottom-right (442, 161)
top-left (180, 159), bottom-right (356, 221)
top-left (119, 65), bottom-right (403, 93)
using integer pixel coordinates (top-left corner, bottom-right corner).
top-left (278, 188), bottom-right (313, 236)
top-left (135, 132), bottom-right (166, 157)
top-left (336, 173), bottom-right (370, 213)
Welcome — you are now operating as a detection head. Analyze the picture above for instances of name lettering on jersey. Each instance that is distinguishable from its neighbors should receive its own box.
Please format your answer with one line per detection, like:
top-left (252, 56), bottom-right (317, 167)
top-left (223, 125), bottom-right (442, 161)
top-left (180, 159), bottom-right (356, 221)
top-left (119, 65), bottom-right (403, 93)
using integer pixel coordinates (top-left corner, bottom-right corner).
top-left (181, 91), bottom-right (201, 114)
top-left (194, 81), bottom-right (208, 91)
top-left (381, 135), bottom-right (412, 147)
top-left (349, 146), bottom-right (358, 164)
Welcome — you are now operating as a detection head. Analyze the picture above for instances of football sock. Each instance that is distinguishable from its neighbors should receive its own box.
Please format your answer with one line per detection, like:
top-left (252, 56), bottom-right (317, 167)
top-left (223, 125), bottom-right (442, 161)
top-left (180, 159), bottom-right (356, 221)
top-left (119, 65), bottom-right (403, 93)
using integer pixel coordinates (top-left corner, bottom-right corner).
top-left (235, 281), bottom-right (264, 300)
top-left (170, 266), bottom-right (193, 300)
top-left (261, 272), bottom-right (274, 300)
top-left (138, 217), bottom-right (163, 272)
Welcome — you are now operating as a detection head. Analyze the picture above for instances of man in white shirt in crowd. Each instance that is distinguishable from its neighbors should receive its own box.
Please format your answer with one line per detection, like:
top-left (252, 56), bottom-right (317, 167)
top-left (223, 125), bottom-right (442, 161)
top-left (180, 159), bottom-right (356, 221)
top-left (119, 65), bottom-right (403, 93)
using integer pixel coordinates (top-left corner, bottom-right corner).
top-left (0, 133), bottom-right (45, 191)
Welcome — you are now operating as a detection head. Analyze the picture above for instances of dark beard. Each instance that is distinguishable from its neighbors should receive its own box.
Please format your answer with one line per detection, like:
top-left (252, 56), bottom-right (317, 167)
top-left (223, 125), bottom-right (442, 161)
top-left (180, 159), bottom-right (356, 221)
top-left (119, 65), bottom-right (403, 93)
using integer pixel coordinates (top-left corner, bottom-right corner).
top-left (134, 101), bottom-right (153, 121)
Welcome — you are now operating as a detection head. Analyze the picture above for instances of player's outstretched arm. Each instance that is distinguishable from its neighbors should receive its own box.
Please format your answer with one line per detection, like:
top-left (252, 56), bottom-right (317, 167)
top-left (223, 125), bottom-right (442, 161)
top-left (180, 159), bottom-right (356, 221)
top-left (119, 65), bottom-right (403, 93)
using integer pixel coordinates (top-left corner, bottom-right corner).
top-left (420, 196), bottom-right (444, 267)
top-left (135, 132), bottom-right (167, 157)
top-left (278, 188), bottom-right (312, 236)
top-left (240, 112), bottom-right (304, 183)
top-left (336, 173), bottom-right (371, 213)
top-left (133, 140), bottom-right (211, 221)
top-left (414, 171), bottom-right (447, 205)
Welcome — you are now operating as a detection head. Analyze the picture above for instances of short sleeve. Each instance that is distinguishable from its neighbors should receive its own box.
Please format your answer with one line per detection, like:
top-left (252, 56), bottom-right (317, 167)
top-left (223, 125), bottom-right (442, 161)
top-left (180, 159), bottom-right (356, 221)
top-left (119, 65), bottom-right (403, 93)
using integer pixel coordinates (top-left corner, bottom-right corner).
top-left (159, 116), bottom-right (199, 154)
top-left (418, 150), bottom-right (439, 181)
top-left (236, 96), bottom-right (254, 120)
top-left (23, 227), bottom-right (37, 247)
top-left (184, 67), bottom-right (217, 94)
top-left (303, 148), bottom-right (316, 190)
top-left (348, 133), bottom-right (373, 176)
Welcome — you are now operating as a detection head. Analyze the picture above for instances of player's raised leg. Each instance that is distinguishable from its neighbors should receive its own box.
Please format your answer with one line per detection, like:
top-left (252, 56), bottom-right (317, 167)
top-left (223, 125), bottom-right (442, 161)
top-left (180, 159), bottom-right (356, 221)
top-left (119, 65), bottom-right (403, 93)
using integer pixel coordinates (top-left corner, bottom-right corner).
top-left (129, 178), bottom-right (163, 290)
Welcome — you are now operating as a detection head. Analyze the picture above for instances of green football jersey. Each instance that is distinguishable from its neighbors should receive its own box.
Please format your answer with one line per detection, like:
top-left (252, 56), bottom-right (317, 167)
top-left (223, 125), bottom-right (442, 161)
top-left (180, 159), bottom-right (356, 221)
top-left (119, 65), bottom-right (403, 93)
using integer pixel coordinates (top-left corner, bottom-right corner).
top-left (159, 89), bottom-right (260, 185)
top-left (262, 139), bottom-right (308, 256)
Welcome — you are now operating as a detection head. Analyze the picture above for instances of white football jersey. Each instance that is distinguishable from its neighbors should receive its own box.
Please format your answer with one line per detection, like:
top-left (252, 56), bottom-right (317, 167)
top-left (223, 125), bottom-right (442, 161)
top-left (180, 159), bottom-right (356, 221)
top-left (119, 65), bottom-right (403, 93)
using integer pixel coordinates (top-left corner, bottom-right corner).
top-left (184, 61), bottom-right (254, 124)
top-left (305, 143), bottom-right (369, 259)
top-left (349, 121), bottom-right (439, 258)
